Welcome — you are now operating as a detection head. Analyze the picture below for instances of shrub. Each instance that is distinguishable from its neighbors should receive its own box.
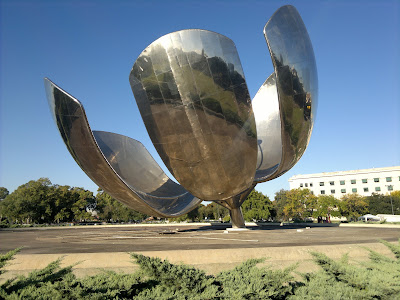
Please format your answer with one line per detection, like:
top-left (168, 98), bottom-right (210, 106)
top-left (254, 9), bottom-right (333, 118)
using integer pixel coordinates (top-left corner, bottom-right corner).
top-left (290, 239), bottom-right (400, 299)
top-left (1, 239), bottom-right (399, 299)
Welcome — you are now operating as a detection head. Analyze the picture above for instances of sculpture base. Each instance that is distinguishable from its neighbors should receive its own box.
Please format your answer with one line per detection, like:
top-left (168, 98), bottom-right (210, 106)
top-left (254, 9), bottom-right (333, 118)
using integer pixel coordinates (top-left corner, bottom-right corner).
top-left (229, 207), bottom-right (246, 229)
top-left (224, 227), bottom-right (250, 233)
top-left (214, 185), bottom-right (255, 229)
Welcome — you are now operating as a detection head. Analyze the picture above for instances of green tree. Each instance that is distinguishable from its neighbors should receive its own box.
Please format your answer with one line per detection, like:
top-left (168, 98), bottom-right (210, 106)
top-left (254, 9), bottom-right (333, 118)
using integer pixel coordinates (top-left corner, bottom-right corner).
top-left (186, 205), bottom-right (201, 222)
top-left (242, 190), bottom-right (274, 222)
top-left (0, 178), bottom-right (56, 224)
top-left (367, 193), bottom-right (391, 215)
top-left (196, 204), bottom-right (207, 220)
top-left (168, 204), bottom-right (203, 223)
top-left (71, 188), bottom-right (95, 222)
top-left (95, 189), bottom-right (147, 222)
top-left (198, 203), bottom-right (213, 220)
top-left (314, 195), bottom-right (340, 222)
top-left (52, 185), bottom-right (78, 223)
top-left (339, 194), bottom-right (368, 221)
top-left (389, 191), bottom-right (400, 214)
top-left (367, 192), bottom-right (400, 215)
top-left (283, 188), bottom-right (317, 221)
top-left (274, 189), bottom-right (289, 221)
top-left (0, 187), bottom-right (9, 200)
top-left (197, 202), bottom-right (229, 221)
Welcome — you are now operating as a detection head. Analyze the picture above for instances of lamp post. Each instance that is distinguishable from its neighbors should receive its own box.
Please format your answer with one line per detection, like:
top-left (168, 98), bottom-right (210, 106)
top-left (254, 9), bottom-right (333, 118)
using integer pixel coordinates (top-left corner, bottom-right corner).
top-left (385, 185), bottom-right (394, 215)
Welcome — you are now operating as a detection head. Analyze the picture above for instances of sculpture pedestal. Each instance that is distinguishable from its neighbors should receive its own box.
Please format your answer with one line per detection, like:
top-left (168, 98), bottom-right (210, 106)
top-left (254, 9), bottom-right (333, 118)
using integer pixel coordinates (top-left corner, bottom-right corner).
top-left (229, 207), bottom-right (246, 229)
top-left (224, 227), bottom-right (250, 233)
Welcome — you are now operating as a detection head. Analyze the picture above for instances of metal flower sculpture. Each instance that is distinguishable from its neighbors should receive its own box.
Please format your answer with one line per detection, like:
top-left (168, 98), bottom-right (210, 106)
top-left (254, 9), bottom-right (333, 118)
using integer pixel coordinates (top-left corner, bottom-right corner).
top-left (45, 5), bottom-right (317, 228)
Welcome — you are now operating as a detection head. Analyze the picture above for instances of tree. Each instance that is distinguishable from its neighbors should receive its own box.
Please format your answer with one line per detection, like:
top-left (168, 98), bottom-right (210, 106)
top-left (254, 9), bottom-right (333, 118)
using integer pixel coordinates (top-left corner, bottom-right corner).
top-left (0, 187), bottom-right (9, 200)
top-left (71, 188), bottom-right (95, 222)
top-left (200, 202), bottom-right (229, 221)
top-left (274, 189), bottom-right (289, 221)
top-left (0, 178), bottom-right (56, 224)
top-left (0, 179), bottom-right (151, 225)
top-left (389, 191), bottom-right (400, 214)
top-left (367, 192), bottom-right (400, 215)
top-left (283, 188), bottom-right (317, 221)
top-left (52, 185), bottom-right (77, 223)
top-left (95, 189), bottom-right (147, 222)
top-left (314, 195), bottom-right (340, 222)
top-left (242, 190), bottom-right (274, 222)
top-left (367, 193), bottom-right (391, 215)
top-left (339, 194), bottom-right (368, 221)
top-left (198, 204), bottom-right (210, 220)
top-left (187, 205), bottom-right (201, 222)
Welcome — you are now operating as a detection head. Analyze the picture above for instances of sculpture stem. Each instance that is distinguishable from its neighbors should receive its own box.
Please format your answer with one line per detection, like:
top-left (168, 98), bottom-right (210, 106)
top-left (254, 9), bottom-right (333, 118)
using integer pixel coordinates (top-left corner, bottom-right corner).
top-left (230, 207), bottom-right (245, 228)
top-left (214, 184), bottom-right (256, 229)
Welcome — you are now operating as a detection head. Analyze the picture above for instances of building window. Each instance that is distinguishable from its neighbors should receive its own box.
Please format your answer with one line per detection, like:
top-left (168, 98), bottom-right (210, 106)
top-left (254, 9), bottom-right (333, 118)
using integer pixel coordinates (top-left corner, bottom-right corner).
top-left (387, 185), bottom-right (393, 191)
top-left (362, 179), bottom-right (367, 183)
top-left (341, 189), bottom-right (346, 193)
top-left (386, 177), bottom-right (392, 182)
top-left (352, 188), bottom-right (357, 193)
top-left (321, 190), bottom-right (325, 195)
top-left (374, 178), bottom-right (379, 182)
top-left (330, 181), bottom-right (334, 186)
top-left (331, 189), bottom-right (335, 194)
top-left (305, 183), bottom-right (308, 187)
top-left (364, 188), bottom-right (369, 192)
top-left (375, 187), bottom-right (381, 192)
top-left (351, 179), bottom-right (356, 184)
top-left (320, 182), bottom-right (324, 186)
top-left (310, 183), bottom-right (313, 187)
top-left (300, 183), bottom-right (303, 187)
top-left (340, 180), bottom-right (345, 185)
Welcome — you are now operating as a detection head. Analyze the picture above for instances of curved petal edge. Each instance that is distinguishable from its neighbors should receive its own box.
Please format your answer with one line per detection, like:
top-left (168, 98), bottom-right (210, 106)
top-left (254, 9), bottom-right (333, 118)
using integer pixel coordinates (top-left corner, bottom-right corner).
top-left (44, 78), bottom-right (201, 217)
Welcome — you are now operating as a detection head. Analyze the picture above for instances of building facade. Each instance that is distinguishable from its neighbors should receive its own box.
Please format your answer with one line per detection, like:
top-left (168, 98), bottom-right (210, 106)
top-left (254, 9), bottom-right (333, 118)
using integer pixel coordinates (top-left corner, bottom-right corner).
top-left (288, 166), bottom-right (400, 197)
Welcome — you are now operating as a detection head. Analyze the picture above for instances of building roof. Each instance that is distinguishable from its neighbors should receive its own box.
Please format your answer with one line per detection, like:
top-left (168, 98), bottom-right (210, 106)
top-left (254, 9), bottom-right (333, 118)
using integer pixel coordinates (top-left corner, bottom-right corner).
top-left (289, 166), bottom-right (400, 181)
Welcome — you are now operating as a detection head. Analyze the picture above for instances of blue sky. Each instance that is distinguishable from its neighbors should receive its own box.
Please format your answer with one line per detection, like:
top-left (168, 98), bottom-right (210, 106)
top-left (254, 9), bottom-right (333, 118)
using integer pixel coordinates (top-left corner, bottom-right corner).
top-left (1, 0), bottom-right (399, 201)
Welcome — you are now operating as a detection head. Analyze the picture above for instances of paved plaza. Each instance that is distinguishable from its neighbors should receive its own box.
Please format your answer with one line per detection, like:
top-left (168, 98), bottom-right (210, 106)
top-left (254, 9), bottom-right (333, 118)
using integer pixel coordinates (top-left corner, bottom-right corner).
top-left (1, 223), bottom-right (399, 280)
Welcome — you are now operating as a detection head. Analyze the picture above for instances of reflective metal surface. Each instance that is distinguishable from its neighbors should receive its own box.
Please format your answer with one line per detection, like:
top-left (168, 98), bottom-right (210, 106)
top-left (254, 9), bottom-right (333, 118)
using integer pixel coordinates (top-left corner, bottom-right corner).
top-left (252, 74), bottom-right (282, 182)
top-left (45, 5), bottom-right (318, 229)
top-left (214, 183), bottom-right (256, 228)
top-left (44, 78), bottom-right (201, 217)
top-left (130, 29), bottom-right (258, 201)
top-left (262, 5), bottom-right (318, 180)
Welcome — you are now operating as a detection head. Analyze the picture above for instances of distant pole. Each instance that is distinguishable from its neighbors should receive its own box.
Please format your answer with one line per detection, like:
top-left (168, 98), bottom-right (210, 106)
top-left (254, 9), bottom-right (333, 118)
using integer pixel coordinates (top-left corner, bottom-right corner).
top-left (386, 185), bottom-right (394, 215)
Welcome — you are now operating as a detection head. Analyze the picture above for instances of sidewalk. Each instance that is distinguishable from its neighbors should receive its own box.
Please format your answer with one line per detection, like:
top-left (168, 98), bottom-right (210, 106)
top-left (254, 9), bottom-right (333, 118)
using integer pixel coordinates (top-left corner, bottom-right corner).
top-left (1, 242), bottom-right (395, 282)
top-left (1, 222), bottom-right (398, 282)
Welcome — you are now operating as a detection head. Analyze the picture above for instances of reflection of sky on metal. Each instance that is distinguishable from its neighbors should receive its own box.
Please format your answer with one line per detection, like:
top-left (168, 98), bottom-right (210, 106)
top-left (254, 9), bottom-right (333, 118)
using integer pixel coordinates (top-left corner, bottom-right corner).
top-left (180, 30), bottom-right (203, 55)
top-left (252, 73), bottom-right (282, 182)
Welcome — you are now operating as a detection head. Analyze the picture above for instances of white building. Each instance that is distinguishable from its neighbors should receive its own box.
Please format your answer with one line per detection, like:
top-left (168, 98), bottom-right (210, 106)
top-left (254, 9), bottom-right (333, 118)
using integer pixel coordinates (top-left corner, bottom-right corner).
top-left (289, 166), bottom-right (400, 197)
top-left (377, 214), bottom-right (400, 222)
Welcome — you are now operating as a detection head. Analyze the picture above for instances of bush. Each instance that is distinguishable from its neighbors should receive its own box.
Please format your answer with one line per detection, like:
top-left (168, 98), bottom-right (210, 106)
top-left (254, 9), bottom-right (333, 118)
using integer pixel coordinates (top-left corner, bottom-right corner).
top-left (1, 239), bottom-right (399, 299)
top-left (290, 239), bottom-right (400, 299)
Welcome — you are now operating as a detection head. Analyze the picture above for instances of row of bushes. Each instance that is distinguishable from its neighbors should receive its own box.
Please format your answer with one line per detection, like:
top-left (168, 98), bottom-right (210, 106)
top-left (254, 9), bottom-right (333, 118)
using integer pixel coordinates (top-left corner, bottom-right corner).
top-left (1, 239), bottom-right (399, 299)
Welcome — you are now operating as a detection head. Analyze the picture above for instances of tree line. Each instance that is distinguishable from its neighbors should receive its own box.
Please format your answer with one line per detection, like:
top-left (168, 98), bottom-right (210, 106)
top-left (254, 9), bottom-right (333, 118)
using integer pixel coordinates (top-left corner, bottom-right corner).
top-left (0, 178), bottom-right (399, 226)
top-left (0, 178), bottom-right (274, 226)
top-left (274, 188), bottom-right (400, 222)
top-left (0, 178), bottom-right (146, 225)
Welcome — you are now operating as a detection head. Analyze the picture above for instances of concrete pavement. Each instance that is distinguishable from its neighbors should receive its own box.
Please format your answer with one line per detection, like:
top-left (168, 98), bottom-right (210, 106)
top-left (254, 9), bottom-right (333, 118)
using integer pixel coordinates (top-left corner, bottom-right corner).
top-left (1, 223), bottom-right (399, 281)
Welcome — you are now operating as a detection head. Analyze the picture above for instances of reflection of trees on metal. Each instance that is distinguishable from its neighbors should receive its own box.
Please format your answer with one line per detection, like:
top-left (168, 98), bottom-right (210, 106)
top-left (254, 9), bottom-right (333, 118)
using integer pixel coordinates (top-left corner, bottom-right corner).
top-left (45, 5), bottom-right (318, 228)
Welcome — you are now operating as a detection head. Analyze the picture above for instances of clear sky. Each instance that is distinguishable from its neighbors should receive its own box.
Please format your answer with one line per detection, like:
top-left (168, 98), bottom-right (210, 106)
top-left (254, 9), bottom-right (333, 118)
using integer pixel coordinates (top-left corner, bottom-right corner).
top-left (1, 0), bottom-right (399, 201)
